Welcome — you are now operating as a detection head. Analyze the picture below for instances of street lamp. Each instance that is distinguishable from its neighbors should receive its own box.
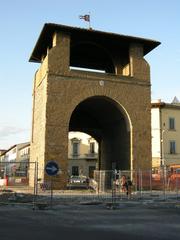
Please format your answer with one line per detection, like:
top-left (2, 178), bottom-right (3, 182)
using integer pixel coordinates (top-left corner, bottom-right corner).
top-left (161, 129), bottom-right (166, 168)
top-left (161, 128), bottom-right (167, 199)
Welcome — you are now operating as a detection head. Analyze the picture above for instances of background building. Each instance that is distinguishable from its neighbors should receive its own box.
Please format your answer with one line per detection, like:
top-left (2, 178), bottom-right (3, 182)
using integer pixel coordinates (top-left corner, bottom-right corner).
top-left (0, 142), bottom-right (30, 178)
top-left (151, 97), bottom-right (180, 168)
top-left (68, 132), bottom-right (98, 177)
top-left (0, 135), bottom-right (98, 179)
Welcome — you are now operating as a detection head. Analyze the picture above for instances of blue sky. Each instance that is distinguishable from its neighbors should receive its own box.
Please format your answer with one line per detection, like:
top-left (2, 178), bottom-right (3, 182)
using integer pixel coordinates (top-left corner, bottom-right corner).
top-left (0, 0), bottom-right (179, 149)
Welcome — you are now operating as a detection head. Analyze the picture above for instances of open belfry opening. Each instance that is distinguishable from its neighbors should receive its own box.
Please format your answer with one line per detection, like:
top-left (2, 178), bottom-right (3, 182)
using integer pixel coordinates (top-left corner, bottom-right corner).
top-left (29, 23), bottom-right (160, 188)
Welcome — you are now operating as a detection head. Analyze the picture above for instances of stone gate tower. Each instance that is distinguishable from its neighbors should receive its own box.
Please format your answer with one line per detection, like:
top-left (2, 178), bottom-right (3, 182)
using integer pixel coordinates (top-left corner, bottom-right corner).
top-left (29, 23), bottom-right (160, 187)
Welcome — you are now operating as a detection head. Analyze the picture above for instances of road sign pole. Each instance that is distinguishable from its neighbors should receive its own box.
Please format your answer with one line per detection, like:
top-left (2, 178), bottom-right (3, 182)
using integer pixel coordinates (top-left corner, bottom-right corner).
top-left (33, 161), bottom-right (38, 210)
top-left (50, 177), bottom-right (53, 209)
top-left (45, 161), bottom-right (59, 176)
top-left (45, 161), bottom-right (59, 209)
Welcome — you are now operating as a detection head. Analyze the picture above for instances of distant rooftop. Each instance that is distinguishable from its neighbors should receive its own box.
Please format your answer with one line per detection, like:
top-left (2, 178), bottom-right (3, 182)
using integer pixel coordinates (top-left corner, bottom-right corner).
top-left (172, 96), bottom-right (180, 104)
top-left (151, 97), bottom-right (180, 109)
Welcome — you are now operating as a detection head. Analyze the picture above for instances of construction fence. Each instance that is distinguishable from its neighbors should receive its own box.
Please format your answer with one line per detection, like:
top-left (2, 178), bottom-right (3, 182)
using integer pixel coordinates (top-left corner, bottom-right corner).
top-left (0, 162), bottom-right (180, 208)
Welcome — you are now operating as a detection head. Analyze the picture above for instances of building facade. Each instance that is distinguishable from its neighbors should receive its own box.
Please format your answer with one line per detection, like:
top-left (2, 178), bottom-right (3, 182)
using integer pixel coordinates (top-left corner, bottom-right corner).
top-left (29, 23), bottom-right (160, 188)
top-left (151, 98), bottom-right (180, 168)
top-left (0, 142), bottom-right (30, 178)
top-left (0, 137), bottom-right (97, 180)
top-left (0, 142), bottom-right (30, 163)
top-left (68, 132), bottom-right (98, 178)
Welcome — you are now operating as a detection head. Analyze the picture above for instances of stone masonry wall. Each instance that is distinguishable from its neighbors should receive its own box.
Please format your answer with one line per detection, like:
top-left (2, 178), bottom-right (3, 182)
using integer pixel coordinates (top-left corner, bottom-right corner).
top-left (30, 32), bottom-right (152, 188)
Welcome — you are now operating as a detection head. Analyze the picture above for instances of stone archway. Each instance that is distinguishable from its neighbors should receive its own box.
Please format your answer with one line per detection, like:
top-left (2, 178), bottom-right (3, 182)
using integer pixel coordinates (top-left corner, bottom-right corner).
top-left (69, 96), bottom-right (131, 171)
top-left (29, 23), bottom-right (160, 188)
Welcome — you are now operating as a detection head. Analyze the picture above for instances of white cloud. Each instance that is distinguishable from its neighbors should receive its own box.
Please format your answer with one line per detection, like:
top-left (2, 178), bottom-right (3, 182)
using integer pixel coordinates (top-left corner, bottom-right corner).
top-left (0, 126), bottom-right (30, 149)
top-left (0, 126), bottom-right (28, 138)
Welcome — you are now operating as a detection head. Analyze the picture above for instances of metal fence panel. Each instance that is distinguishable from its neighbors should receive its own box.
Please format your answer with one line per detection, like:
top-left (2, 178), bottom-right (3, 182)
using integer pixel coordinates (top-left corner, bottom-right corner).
top-left (1, 164), bottom-right (180, 207)
top-left (0, 161), bottom-right (36, 205)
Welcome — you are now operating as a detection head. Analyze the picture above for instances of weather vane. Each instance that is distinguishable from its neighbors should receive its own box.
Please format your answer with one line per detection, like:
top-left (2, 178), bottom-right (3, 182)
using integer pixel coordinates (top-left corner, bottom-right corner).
top-left (79, 13), bottom-right (91, 29)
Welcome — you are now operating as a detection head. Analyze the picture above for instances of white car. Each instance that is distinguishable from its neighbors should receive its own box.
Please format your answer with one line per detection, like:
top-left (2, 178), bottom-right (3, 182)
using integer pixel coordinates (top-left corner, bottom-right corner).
top-left (69, 175), bottom-right (88, 184)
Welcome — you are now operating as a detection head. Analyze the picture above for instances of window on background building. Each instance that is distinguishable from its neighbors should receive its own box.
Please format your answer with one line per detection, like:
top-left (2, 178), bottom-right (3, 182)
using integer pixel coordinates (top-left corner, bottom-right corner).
top-left (169, 117), bottom-right (175, 130)
top-left (12, 148), bottom-right (16, 154)
top-left (72, 142), bottom-right (79, 155)
top-left (89, 166), bottom-right (96, 178)
top-left (90, 142), bottom-right (95, 154)
top-left (170, 141), bottom-right (176, 154)
top-left (71, 138), bottom-right (80, 156)
top-left (72, 166), bottom-right (79, 176)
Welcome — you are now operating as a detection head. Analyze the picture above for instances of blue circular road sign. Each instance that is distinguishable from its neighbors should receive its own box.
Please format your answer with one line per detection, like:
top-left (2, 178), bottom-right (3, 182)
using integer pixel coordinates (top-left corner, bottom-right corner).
top-left (45, 161), bottom-right (59, 176)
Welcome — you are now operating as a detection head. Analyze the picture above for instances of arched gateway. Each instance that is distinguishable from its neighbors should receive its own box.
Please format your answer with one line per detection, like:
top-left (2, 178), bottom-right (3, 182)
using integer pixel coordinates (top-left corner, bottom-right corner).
top-left (69, 96), bottom-right (131, 171)
top-left (29, 23), bottom-right (160, 188)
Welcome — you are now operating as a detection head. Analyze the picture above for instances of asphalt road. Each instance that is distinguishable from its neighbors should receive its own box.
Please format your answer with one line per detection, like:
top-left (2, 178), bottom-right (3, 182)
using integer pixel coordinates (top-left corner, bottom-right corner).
top-left (0, 202), bottom-right (180, 240)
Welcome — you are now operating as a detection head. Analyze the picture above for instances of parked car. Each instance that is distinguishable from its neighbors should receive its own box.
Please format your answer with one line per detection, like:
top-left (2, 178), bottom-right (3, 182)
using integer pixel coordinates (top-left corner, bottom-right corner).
top-left (69, 175), bottom-right (88, 184)
top-left (67, 175), bottom-right (89, 189)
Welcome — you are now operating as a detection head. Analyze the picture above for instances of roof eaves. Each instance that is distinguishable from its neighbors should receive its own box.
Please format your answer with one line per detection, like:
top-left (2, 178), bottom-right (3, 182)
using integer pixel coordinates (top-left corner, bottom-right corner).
top-left (29, 23), bottom-right (161, 63)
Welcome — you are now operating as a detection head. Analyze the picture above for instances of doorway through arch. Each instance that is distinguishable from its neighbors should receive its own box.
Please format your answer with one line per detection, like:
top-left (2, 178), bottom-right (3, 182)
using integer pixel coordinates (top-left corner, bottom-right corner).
top-left (69, 96), bottom-right (131, 171)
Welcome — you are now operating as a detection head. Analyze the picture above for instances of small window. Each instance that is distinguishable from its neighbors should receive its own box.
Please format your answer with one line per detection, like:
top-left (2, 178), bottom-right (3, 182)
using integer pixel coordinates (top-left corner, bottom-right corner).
top-left (170, 141), bottom-right (176, 154)
top-left (72, 142), bottom-right (79, 155)
top-left (12, 148), bottom-right (16, 154)
top-left (169, 118), bottom-right (175, 130)
top-left (90, 142), bottom-right (95, 154)
top-left (72, 166), bottom-right (79, 176)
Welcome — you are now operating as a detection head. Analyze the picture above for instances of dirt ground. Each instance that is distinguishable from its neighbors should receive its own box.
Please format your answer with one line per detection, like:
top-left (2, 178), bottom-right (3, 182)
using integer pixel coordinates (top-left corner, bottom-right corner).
top-left (1, 201), bottom-right (180, 240)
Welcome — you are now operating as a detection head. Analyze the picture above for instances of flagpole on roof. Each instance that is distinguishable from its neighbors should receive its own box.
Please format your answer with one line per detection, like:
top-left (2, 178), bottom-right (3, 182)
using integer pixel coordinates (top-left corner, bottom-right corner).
top-left (79, 12), bottom-right (91, 29)
top-left (88, 12), bottom-right (91, 29)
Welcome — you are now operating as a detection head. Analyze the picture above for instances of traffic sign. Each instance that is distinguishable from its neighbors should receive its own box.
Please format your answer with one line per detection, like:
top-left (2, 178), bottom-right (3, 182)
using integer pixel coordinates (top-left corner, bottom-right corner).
top-left (45, 161), bottom-right (59, 176)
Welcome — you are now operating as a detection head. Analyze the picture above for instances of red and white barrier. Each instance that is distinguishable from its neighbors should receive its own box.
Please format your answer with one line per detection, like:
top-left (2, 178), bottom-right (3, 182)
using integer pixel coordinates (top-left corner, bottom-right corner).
top-left (0, 178), bottom-right (8, 186)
